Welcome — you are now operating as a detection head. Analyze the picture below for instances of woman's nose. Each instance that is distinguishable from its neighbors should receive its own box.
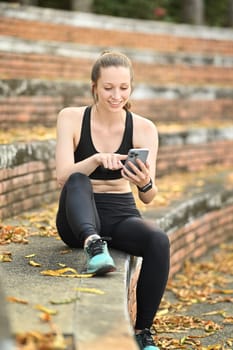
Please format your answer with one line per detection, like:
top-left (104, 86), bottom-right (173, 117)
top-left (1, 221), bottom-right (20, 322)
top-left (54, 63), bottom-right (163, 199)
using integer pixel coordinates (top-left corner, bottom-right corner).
top-left (111, 89), bottom-right (121, 99)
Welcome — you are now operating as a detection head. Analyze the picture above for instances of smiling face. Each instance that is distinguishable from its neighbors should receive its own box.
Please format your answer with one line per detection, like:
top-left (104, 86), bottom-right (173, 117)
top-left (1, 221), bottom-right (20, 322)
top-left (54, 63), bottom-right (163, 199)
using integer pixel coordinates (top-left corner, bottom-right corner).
top-left (94, 66), bottom-right (132, 112)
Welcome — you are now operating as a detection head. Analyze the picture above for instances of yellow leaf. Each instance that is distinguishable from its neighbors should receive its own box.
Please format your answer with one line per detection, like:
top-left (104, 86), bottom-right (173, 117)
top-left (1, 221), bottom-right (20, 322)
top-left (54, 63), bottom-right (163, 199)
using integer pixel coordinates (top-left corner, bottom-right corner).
top-left (34, 304), bottom-right (57, 315)
top-left (25, 254), bottom-right (36, 258)
top-left (74, 287), bottom-right (105, 295)
top-left (40, 267), bottom-right (93, 278)
top-left (157, 308), bottom-right (169, 316)
top-left (0, 251), bottom-right (12, 262)
top-left (58, 263), bottom-right (66, 267)
top-left (29, 260), bottom-right (41, 267)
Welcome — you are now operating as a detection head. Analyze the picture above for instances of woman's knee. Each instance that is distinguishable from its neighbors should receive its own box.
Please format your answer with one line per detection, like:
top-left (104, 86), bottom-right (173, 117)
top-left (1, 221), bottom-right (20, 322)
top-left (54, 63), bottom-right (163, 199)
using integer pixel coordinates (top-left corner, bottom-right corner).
top-left (66, 172), bottom-right (91, 188)
top-left (150, 227), bottom-right (170, 254)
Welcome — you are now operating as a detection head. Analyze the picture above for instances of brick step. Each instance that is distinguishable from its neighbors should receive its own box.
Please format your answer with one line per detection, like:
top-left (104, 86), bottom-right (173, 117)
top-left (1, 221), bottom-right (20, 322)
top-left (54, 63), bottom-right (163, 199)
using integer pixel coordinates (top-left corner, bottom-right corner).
top-left (1, 80), bottom-right (233, 127)
top-left (0, 3), bottom-right (233, 56)
top-left (1, 35), bottom-right (233, 69)
top-left (0, 50), bottom-right (233, 86)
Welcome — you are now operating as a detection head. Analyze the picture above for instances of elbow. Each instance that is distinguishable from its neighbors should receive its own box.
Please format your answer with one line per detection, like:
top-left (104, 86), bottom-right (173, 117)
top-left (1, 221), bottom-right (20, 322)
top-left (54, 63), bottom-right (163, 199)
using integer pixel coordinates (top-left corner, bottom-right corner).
top-left (56, 171), bottom-right (68, 188)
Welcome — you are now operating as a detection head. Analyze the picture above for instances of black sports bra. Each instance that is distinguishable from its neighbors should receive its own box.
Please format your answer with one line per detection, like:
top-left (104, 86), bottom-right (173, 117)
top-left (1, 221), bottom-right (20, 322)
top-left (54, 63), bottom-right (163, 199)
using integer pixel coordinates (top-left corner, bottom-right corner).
top-left (74, 106), bottom-right (133, 180)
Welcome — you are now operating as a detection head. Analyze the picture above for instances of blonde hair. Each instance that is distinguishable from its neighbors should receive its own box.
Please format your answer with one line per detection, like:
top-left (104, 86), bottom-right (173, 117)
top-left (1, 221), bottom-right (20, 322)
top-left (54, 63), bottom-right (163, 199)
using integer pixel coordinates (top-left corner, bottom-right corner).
top-left (91, 51), bottom-right (133, 110)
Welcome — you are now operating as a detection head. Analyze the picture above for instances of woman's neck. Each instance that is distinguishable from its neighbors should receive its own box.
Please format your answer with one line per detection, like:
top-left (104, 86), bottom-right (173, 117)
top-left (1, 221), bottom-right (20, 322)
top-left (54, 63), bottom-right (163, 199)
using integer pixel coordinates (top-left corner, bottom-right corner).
top-left (93, 104), bottom-right (126, 126)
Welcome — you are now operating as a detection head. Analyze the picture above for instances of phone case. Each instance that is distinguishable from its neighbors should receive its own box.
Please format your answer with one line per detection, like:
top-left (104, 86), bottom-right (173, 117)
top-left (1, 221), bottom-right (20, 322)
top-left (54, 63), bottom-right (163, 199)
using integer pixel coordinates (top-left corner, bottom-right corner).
top-left (125, 148), bottom-right (149, 172)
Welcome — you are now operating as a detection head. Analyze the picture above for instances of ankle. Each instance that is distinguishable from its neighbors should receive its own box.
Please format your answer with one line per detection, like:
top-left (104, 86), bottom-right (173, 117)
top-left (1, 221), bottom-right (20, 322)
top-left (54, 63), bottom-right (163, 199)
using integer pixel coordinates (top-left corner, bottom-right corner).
top-left (84, 234), bottom-right (101, 248)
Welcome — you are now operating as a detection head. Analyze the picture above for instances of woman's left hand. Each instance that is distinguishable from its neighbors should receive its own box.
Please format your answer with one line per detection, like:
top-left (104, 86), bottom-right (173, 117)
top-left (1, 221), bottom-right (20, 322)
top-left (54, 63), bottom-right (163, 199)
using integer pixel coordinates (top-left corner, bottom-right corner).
top-left (121, 159), bottom-right (151, 189)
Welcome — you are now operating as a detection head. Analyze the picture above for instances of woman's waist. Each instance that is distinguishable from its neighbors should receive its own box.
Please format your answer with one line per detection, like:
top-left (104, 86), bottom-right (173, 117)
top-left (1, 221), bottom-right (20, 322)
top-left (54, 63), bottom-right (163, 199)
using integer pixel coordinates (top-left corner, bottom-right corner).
top-left (91, 178), bottom-right (131, 194)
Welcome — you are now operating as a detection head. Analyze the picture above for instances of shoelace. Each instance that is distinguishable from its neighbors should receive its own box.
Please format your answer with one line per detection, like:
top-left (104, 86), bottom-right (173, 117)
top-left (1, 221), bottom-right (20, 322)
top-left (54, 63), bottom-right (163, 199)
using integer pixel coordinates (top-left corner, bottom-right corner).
top-left (137, 328), bottom-right (156, 347)
top-left (86, 237), bottom-right (111, 258)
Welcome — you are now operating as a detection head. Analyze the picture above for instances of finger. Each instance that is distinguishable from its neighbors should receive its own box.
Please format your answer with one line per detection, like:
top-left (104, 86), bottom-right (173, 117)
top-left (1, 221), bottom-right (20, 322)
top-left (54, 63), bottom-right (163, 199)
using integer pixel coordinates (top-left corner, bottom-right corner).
top-left (118, 154), bottom-right (128, 160)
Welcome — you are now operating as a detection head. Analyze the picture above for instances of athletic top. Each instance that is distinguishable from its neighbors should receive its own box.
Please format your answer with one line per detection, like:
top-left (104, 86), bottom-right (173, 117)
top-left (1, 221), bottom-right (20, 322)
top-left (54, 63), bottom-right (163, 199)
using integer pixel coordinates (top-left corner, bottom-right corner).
top-left (74, 106), bottom-right (133, 180)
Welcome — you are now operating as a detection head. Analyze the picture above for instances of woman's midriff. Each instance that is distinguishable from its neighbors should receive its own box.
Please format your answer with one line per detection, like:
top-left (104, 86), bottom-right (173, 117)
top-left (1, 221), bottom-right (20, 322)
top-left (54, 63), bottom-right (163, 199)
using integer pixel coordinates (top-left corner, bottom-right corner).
top-left (91, 177), bottom-right (131, 194)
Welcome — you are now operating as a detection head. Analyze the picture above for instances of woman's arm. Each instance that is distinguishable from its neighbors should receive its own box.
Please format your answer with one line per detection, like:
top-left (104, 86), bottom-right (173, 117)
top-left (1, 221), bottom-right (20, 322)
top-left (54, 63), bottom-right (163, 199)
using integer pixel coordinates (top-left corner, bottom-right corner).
top-left (55, 108), bottom-right (99, 187)
top-left (122, 115), bottom-right (159, 204)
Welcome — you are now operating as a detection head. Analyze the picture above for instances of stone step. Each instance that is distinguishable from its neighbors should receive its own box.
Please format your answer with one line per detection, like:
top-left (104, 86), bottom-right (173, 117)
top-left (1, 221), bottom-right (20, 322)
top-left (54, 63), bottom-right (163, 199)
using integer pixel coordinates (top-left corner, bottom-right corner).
top-left (1, 35), bottom-right (233, 68)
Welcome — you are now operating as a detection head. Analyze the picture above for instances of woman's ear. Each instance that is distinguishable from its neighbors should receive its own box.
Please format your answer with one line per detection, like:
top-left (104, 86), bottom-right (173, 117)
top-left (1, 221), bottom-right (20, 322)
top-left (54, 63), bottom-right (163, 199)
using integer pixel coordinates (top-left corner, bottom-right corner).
top-left (91, 83), bottom-right (98, 103)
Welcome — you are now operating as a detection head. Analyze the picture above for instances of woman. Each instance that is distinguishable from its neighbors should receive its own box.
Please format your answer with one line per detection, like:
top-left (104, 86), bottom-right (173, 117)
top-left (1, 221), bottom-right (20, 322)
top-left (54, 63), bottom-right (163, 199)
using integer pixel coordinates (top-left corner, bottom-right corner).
top-left (55, 51), bottom-right (170, 350)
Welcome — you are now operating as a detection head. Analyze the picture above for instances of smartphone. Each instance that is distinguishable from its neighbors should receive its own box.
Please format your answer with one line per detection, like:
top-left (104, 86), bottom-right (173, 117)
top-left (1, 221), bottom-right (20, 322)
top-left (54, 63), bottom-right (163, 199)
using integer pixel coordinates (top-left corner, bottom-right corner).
top-left (125, 148), bottom-right (149, 173)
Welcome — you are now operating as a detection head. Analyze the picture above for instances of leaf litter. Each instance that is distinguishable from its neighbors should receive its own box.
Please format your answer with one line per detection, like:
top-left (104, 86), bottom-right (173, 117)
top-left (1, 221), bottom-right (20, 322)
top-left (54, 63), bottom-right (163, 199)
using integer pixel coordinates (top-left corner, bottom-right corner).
top-left (153, 242), bottom-right (233, 349)
top-left (1, 165), bottom-right (233, 349)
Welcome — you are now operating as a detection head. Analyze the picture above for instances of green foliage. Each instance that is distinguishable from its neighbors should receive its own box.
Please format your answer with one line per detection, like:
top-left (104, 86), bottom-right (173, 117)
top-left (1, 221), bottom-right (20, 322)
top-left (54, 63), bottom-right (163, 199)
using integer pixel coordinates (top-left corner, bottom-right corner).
top-left (93, 0), bottom-right (232, 27)
top-left (205, 0), bottom-right (229, 26)
top-left (92, 0), bottom-right (156, 20)
top-left (38, 0), bottom-right (70, 10)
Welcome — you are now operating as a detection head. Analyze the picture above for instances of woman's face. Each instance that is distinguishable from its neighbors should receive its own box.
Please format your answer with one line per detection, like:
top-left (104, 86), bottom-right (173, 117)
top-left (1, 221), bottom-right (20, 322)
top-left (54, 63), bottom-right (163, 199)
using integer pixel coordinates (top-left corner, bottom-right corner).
top-left (94, 66), bottom-right (132, 111)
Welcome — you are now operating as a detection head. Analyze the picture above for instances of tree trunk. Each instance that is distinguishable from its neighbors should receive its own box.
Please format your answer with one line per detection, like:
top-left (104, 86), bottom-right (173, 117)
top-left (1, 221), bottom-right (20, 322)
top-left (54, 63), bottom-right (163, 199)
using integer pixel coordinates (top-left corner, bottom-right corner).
top-left (71, 0), bottom-right (93, 12)
top-left (20, 0), bottom-right (39, 5)
top-left (228, 0), bottom-right (233, 26)
top-left (182, 0), bottom-right (204, 25)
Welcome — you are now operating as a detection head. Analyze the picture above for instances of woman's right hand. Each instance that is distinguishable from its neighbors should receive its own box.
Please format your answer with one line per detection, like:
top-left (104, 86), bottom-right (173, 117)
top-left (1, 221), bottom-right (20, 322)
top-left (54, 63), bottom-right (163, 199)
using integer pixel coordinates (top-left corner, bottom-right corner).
top-left (94, 153), bottom-right (127, 170)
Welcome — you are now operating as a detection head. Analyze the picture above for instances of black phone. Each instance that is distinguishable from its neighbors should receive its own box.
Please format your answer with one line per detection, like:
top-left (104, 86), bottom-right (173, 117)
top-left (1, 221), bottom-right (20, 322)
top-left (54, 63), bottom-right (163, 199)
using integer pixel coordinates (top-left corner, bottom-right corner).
top-left (125, 148), bottom-right (149, 173)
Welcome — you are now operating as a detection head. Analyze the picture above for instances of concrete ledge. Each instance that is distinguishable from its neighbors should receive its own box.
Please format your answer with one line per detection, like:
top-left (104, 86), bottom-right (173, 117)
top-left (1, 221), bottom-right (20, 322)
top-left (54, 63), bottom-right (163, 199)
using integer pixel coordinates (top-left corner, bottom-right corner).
top-left (0, 236), bottom-right (138, 349)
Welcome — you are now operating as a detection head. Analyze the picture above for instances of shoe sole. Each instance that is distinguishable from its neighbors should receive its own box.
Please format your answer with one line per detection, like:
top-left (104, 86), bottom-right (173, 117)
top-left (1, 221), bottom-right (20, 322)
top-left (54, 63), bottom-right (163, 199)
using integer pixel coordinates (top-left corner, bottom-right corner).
top-left (86, 265), bottom-right (116, 276)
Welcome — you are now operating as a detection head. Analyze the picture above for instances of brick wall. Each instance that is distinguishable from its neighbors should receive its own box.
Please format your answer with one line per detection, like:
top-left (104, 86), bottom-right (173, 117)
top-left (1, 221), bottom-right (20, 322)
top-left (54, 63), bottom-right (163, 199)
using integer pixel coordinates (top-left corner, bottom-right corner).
top-left (1, 16), bottom-right (233, 56)
top-left (1, 51), bottom-right (233, 85)
top-left (157, 140), bottom-right (233, 176)
top-left (0, 141), bottom-right (58, 220)
top-left (1, 95), bottom-right (233, 129)
top-left (1, 139), bottom-right (233, 220)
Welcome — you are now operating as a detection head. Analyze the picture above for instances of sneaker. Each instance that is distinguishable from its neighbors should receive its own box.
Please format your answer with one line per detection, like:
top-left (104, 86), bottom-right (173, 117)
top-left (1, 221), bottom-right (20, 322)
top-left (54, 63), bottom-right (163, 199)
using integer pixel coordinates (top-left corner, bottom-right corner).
top-left (135, 328), bottom-right (160, 350)
top-left (84, 238), bottom-right (116, 275)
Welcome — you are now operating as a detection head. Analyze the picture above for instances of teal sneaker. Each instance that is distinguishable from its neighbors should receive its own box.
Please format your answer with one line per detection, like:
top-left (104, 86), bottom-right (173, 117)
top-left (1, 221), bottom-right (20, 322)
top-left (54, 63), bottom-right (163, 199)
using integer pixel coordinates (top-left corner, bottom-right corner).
top-left (84, 238), bottom-right (116, 275)
top-left (135, 329), bottom-right (160, 350)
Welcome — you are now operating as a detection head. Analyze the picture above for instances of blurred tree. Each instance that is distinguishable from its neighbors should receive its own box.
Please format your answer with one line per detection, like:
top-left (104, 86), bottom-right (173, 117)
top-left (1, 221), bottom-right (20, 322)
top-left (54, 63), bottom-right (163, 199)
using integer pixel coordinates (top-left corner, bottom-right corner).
top-left (205, 0), bottom-right (229, 26)
top-left (37, 0), bottom-right (71, 9)
top-left (1, 0), bottom-right (232, 27)
top-left (182, 0), bottom-right (204, 25)
top-left (228, 0), bottom-right (233, 26)
top-left (93, 0), bottom-right (155, 20)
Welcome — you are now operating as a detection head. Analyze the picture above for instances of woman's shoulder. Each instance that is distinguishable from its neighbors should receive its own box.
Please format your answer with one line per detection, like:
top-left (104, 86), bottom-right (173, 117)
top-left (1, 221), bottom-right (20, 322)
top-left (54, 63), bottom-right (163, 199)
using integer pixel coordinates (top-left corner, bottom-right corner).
top-left (58, 106), bottom-right (88, 120)
top-left (131, 111), bottom-right (157, 131)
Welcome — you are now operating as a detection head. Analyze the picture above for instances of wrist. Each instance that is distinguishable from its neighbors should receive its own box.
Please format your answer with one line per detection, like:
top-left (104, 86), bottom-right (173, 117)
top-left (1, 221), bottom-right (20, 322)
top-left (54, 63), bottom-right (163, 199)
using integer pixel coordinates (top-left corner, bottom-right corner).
top-left (137, 178), bottom-right (153, 193)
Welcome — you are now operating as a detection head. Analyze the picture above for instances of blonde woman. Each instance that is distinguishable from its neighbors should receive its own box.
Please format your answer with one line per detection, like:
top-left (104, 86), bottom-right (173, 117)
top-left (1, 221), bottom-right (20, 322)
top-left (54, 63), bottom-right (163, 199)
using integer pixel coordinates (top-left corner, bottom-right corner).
top-left (55, 51), bottom-right (170, 350)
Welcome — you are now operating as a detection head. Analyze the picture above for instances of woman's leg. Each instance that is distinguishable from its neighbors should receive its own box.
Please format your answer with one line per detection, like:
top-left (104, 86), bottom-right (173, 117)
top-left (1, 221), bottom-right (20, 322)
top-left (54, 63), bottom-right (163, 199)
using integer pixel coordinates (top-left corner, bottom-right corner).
top-left (109, 217), bottom-right (170, 330)
top-left (56, 172), bottom-right (101, 247)
top-left (56, 172), bottom-right (115, 274)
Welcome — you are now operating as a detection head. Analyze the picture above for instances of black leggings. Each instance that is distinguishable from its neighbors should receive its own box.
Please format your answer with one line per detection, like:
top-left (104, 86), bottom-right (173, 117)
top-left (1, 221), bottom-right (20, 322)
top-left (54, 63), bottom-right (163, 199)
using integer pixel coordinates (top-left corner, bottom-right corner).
top-left (56, 172), bottom-right (170, 330)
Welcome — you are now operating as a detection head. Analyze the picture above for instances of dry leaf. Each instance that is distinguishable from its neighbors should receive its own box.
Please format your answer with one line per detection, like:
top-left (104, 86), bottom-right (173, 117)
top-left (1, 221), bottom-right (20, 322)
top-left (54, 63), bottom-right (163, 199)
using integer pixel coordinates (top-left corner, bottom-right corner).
top-left (0, 251), bottom-right (12, 262)
top-left (6, 296), bottom-right (28, 304)
top-left (74, 287), bottom-right (105, 295)
top-left (29, 260), bottom-right (41, 267)
top-left (34, 304), bottom-right (57, 315)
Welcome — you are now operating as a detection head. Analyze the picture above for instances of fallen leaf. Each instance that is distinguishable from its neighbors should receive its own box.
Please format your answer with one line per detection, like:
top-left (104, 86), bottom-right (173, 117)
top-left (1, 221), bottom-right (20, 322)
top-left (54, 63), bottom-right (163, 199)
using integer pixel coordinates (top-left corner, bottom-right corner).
top-left (0, 251), bottom-right (12, 262)
top-left (40, 267), bottom-right (93, 278)
top-left (29, 260), bottom-right (41, 267)
top-left (6, 296), bottom-right (28, 304)
top-left (34, 304), bottom-right (57, 315)
top-left (74, 287), bottom-right (105, 295)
